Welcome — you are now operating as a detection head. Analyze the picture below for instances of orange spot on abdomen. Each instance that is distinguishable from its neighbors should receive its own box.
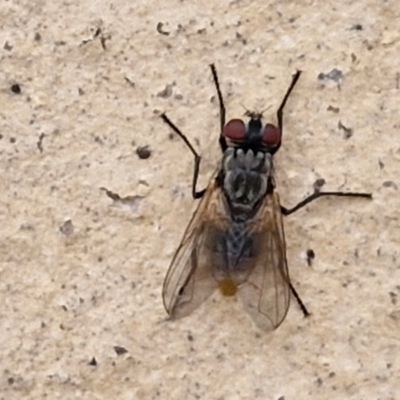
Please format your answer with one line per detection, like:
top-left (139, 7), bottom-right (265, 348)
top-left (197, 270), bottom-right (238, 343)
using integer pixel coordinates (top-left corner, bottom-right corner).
top-left (219, 277), bottom-right (237, 297)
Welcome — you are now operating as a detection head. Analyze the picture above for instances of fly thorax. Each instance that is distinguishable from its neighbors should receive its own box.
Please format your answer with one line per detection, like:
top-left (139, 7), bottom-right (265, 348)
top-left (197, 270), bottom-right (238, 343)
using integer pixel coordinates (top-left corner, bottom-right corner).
top-left (222, 148), bottom-right (271, 214)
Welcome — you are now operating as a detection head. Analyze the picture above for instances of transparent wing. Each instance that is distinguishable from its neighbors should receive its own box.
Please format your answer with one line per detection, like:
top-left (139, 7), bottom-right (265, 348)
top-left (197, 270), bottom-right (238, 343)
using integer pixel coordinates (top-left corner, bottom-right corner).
top-left (162, 178), bottom-right (225, 319)
top-left (236, 192), bottom-right (291, 331)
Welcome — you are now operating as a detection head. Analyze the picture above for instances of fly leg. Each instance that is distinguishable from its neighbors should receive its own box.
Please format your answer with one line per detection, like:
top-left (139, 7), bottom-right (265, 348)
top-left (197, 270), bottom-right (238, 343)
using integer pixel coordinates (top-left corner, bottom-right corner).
top-left (281, 190), bottom-right (372, 216)
top-left (210, 64), bottom-right (228, 151)
top-left (277, 70), bottom-right (302, 149)
top-left (161, 64), bottom-right (227, 198)
top-left (160, 113), bottom-right (206, 199)
top-left (290, 282), bottom-right (310, 317)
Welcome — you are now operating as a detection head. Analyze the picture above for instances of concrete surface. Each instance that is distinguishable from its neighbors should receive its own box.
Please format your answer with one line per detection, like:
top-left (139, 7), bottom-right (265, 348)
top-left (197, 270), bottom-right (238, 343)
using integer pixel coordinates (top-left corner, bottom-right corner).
top-left (1, 1), bottom-right (400, 399)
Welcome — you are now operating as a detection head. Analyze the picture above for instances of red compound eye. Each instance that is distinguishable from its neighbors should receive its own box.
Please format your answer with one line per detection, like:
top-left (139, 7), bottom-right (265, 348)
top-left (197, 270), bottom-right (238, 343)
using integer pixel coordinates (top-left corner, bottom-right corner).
top-left (223, 119), bottom-right (246, 140)
top-left (262, 124), bottom-right (281, 146)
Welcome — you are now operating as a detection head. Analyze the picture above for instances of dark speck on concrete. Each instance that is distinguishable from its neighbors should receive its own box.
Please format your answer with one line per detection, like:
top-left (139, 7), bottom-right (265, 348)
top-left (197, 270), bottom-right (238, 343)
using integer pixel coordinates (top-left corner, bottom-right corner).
top-left (114, 346), bottom-right (128, 355)
top-left (306, 249), bottom-right (315, 266)
top-left (382, 181), bottom-right (398, 190)
top-left (89, 357), bottom-right (97, 366)
top-left (4, 41), bottom-right (13, 51)
top-left (313, 178), bottom-right (326, 192)
top-left (157, 22), bottom-right (170, 36)
top-left (338, 120), bottom-right (353, 139)
top-left (157, 83), bottom-right (174, 98)
top-left (11, 84), bottom-right (21, 94)
top-left (136, 145), bottom-right (151, 159)
top-left (318, 68), bottom-right (343, 83)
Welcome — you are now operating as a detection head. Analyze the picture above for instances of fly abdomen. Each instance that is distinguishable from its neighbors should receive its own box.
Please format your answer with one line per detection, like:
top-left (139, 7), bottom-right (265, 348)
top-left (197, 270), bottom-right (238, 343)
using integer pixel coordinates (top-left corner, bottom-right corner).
top-left (213, 222), bottom-right (254, 274)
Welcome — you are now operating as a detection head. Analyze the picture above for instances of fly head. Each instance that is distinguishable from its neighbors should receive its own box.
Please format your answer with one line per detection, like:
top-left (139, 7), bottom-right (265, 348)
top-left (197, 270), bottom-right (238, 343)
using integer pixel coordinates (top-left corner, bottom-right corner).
top-left (223, 112), bottom-right (281, 153)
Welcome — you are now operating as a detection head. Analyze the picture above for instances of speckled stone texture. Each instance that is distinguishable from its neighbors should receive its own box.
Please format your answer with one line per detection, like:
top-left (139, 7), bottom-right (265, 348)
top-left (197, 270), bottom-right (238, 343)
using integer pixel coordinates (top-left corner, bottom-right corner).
top-left (1, 1), bottom-right (399, 399)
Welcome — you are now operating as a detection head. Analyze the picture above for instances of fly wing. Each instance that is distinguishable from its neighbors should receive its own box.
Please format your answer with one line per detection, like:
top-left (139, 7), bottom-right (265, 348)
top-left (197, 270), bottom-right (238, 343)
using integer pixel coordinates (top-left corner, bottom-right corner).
top-left (162, 178), bottom-right (226, 319)
top-left (237, 191), bottom-right (291, 331)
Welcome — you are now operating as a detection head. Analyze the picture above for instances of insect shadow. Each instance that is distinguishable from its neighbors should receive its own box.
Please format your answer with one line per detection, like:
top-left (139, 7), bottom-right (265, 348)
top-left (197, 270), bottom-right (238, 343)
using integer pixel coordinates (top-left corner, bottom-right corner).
top-left (160, 64), bottom-right (371, 331)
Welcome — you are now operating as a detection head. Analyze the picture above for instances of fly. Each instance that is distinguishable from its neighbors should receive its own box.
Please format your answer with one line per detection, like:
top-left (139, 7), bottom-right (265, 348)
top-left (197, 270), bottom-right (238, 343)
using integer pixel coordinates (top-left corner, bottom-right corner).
top-left (160, 64), bottom-right (371, 331)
